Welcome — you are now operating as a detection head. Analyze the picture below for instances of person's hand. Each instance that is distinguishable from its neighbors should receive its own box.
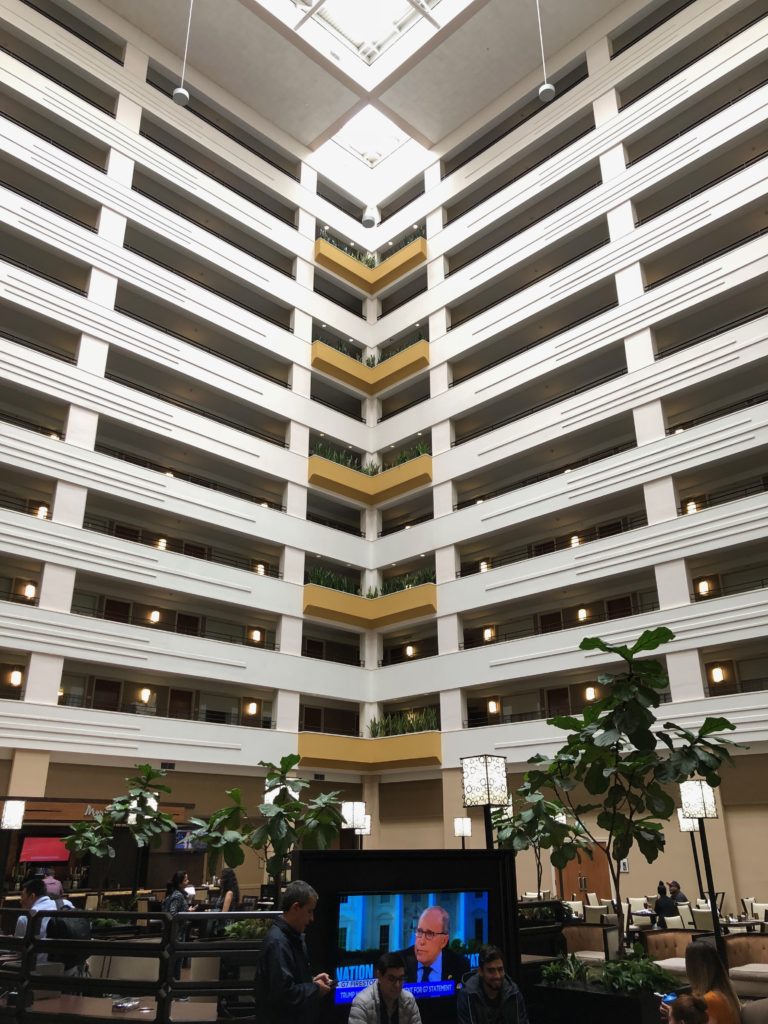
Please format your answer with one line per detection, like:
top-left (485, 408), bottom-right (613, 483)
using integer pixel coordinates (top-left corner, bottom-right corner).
top-left (313, 973), bottom-right (333, 996)
top-left (660, 999), bottom-right (671, 1020)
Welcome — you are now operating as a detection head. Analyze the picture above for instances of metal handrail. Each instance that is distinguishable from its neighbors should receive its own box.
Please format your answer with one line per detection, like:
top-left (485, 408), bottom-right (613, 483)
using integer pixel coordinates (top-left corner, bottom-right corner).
top-left (0, 328), bottom-right (76, 363)
top-left (0, 408), bottom-right (63, 438)
top-left (667, 389), bottom-right (768, 434)
top-left (19, 0), bottom-right (125, 63)
top-left (378, 513), bottom-right (434, 537)
top-left (0, 43), bottom-right (116, 116)
top-left (306, 512), bottom-right (364, 537)
top-left (657, 305), bottom-right (768, 360)
top-left (59, 696), bottom-right (276, 727)
top-left (692, 576), bottom-right (768, 601)
top-left (0, 109), bottom-right (107, 172)
top-left (679, 476), bottom-right (768, 515)
top-left (611, 0), bottom-right (697, 58)
top-left (0, 252), bottom-right (87, 295)
top-left (0, 178), bottom-right (97, 232)
top-left (647, 227), bottom-right (768, 293)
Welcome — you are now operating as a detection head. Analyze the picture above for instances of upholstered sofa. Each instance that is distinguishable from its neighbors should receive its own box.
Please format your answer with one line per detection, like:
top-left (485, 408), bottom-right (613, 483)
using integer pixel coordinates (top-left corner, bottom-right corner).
top-left (561, 923), bottom-right (621, 963)
top-left (724, 934), bottom-right (768, 998)
top-left (639, 928), bottom-right (701, 981)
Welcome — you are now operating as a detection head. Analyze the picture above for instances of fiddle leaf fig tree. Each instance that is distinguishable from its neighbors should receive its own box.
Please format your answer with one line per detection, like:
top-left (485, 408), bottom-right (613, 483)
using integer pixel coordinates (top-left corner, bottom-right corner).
top-left (521, 627), bottom-right (741, 944)
top-left (189, 787), bottom-right (249, 873)
top-left (493, 792), bottom-right (592, 897)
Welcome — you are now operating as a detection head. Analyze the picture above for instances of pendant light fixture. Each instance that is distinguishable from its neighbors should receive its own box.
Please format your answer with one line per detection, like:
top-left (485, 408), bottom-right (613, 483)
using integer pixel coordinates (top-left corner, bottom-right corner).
top-left (535, 0), bottom-right (555, 102)
top-left (173, 0), bottom-right (194, 106)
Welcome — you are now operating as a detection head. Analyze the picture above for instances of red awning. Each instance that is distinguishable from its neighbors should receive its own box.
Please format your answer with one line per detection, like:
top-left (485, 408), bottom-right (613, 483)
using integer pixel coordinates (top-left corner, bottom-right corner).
top-left (19, 837), bottom-right (70, 863)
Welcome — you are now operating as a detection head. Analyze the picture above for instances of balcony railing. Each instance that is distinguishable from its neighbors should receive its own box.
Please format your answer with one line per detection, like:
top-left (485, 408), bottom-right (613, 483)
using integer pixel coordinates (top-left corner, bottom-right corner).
top-left (460, 597), bottom-right (660, 649)
top-left (0, 328), bottom-right (76, 364)
top-left (657, 305), bottom-right (768, 361)
top-left (94, 442), bottom-right (285, 510)
top-left (648, 227), bottom-right (768, 294)
top-left (667, 389), bottom-right (768, 434)
top-left (692, 574), bottom-right (768, 602)
top-left (0, 110), bottom-right (107, 173)
top-left (457, 512), bottom-right (648, 576)
top-left (611, 0), bottom-right (696, 58)
top-left (452, 368), bottom-right (626, 446)
top-left (301, 644), bottom-right (362, 667)
top-left (83, 514), bottom-right (281, 577)
top-left (0, 252), bottom-right (87, 295)
top-left (0, 409), bottom-right (63, 439)
top-left (0, 178), bottom-right (97, 233)
top-left (19, 0), bottom-right (125, 63)
top-left (378, 513), bottom-right (434, 537)
top-left (306, 512), bottom-right (364, 537)
top-left (0, 42), bottom-right (115, 116)
top-left (465, 709), bottom-right (544, 728)
top-left (453, 440), bottom-right (635, 510)
top-left (679, 476), bottom-right (768, 516)
top-left (58, 695), bottom-right (274, 728)
top-left (0, 491), bottom-right (51, 517)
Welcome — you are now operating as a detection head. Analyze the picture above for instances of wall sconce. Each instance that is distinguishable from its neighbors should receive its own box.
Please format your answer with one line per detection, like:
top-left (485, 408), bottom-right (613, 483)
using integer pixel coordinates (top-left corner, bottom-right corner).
top-left (49, 431), bottom-right (61, 440)
top-left (577, 607), bottom-right (588, 622)
top-left (156, 538), bottom-right (167, 550)
top-left (245, 701), bottom-right (258, 716)
top-left (479, 560), bottom-right (490, 573)
top-left (483, 626), bottom-right (495, 642)
top-left (709, 665), bottom-right (725, 684)
top-left (23, 583), bottom-right (37, 600)
top-left (10, 669), bottom-right (22, 687)
top-left (570, 535), bottom-right (580, 548)
top-left (139, 687), bottom-right (152, 704)
top-left (165, 471), bottom-right (174, 478)
top-left (487, 699), bottom-right (499, 715)
top-left (405, 644), bottom-right (415, 657)
top-left (585, 686), bottom-right (597, 702)
top-left (697, 579), bottom-right (712, 597)
top-left (36, 504), bottom-right (49, 519)
top-left (685, 500), bottom-right (698, 515)
top-left (475, 498), bottom-right (484, 505)
top-left (255, 563), bottom-right (265, 576)
top-left (1, 799), bottom-right (25, 830)
top-left (149, 610), bottom-right (161, 624)
top-left (251, 628), bottom-right (262, 643)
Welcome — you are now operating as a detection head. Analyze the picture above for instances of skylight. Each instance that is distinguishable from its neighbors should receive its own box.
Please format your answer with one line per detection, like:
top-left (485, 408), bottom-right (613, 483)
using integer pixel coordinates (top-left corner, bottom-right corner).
top-left (333, 106), bottom-right (411, 167)
top-left (294, 0), bottom-right (442, 65)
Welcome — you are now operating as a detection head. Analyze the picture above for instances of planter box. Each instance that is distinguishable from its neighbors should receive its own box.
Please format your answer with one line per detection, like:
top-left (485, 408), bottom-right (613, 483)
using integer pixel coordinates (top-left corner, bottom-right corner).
top-left (297, 730), bottom-right (442, 771)
top-left (307, 454), bottom-right (432, 505)
top-left (535, 983), bottom-right (663, 1024)
top-left (303, 583), bottom-right (437, 629)
top-left (314, 237), bottom-right (427, 294)
top-left (311, 340), bottom-right (429, 395)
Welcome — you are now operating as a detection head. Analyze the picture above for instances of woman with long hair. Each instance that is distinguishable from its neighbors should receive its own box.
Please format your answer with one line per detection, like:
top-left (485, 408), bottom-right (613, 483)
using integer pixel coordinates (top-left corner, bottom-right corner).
top-left (162, 871), bottom-right (196, 981)
top-left (217, 867), bottom-right (240, 914)
top-left (684, 941), bottom-right (741, 1024)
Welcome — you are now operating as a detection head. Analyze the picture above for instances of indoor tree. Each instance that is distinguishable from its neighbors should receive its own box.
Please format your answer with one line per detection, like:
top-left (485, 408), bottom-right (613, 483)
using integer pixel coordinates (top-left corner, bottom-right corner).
top-left (521, 627), bottom-right (739, 941)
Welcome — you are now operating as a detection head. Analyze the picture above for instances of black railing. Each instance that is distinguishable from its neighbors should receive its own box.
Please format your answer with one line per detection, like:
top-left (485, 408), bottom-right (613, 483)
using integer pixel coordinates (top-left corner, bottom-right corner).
top-left (0, 409), bottom-right (63, 438)
top-left (302, 645), bottom-right (363, 667)
top-left (306, 512), bottom-right (364, 537)
top-left (139, 128), bottom-right (297, 228)
top-left (460, 597), bottom-right (660, 649)
top-left (442, 69), bottom-right (589, 179)
top-left (378, 226), bottom-right (426, 264)
top-left (0, 109), bottom-right (107, 172)
top-left (71, 601), bottom-right (279, 650)
top-left (312, 393), bottom-right (365, 422)
top-left (59, 695), bottom-right (275, 727)
top-left (378, 513), bottom-right (434, 537)
top-left (104, 372), bottom-right (289, 448)
top-left (0, 178), bottom-right (97, 232)
top-left (657, 305), bottom-right (768, 360)
top-left (448, 235), bottom-right (609, 331)
top-left (0, 491), bottom-right (49, 516)
top-left (0, 43), bottom-right (116, 115)
top-left (647, 227), bottom-right (768, 293)
top-left (692, 575), bottom-right (768, 602)
top-left (113, 305), bottom-right (289, 389)
top-left (465, 709), bottom-right (544, 728)
top-left (0, 252), bottom-right (87, 295)
top-left (19, 0), bottom-right (125, 63)
top-left (611, 0), bottom-right (697, 58)
top-left (378, 394), bottom-right (429, 422)
top-left (636, 149), bottom-right (768, 227)
top-left (380, 646), bottom-right (439, 666)
top-left (452, 367), bottom-right (626, 446)
top-left (453, 440), bottom-right (636, 510)
top-left (94, 443), bottom-right (285, 510)
top-left (378, 283), bottom-right (427, 318)
top-left (83, 514), bottom-right (281, 576)
top-left (0, 328), bottom-right (76, 363)
top-left (679, 476), bottom-right (768, 516)
top-left (618, 10), bottom-right (768, 111)
top-left (626, 73), bottom-right (768, 168)
top-left (147, 78), bottom-right (300, 181)
top-left (131, 184), bottom-right (295, 278)
top-left (0, 591), bottom-right (39, 606)
top-left (314, 280), bottom-right (366, 318)
top-left (457, 513), bottom-right (648, 576)
top-left (122, 243), bottom-right (292, 331)
top-left (449, 299), bottom-right (617, 388)
top-left (667, 389), bottom-right (768, 434)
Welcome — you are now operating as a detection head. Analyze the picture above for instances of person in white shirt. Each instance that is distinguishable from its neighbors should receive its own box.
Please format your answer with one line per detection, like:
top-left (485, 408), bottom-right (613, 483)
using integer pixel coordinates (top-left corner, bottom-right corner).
top-left (14, 878), bottom-right (58, 962)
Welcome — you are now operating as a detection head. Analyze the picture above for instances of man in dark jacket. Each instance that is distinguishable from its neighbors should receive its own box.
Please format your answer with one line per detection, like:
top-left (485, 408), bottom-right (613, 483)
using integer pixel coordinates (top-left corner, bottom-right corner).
top-left (257, 880), bottom-right (332, 1024)
top-left (457, 945), bottom-right (529, 1024)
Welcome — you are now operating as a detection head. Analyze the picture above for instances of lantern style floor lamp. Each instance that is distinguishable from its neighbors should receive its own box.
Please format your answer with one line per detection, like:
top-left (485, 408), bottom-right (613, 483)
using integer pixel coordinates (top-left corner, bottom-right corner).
top-left (355, 814), bottom-right (371, 850)
top-left (342, 801), bottom-right (367, 851)
top-left (677, 809), bottom-right (704, 899)
top-left (680, 780), bottom-right (725, 959)
top-left (461, 755), bottom-right (508, 849)
top-left (454, 817), bottom-right (472, 850)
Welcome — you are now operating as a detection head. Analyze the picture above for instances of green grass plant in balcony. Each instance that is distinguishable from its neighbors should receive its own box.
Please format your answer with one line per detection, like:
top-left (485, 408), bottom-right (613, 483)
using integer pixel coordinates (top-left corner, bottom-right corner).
top-left (306, 566), bottom-right (360, 595)
top-left (368, 706), bottom-right (439, 737)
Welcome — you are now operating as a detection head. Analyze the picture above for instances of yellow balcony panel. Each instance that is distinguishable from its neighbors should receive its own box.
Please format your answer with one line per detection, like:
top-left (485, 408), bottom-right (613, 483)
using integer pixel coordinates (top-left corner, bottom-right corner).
top-left (303, 583), bottom-right (437, 629)
top-left (298, 730), bottom-right (442, 771)
top-left (307, 453), bottom-right (432, 505)
top-left (314, 237), bottom-right (427, 295)
top-left (311, 340), bottom-right (429, 395)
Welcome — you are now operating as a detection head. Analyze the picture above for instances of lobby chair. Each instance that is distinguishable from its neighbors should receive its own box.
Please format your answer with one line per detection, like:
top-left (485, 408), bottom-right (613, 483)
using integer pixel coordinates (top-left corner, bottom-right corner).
top-left (584, 905), bottom-right (605, 925)
top-left (692, 906), bottom-right (719, 931)
top-left (664, 915), bottom-right (684, 930)
top-left (724, 933), bottom-right (768, 998)
top-left (639, 929), bottom-right (696, 982)
top-left (585, 892), bottom-right (600, 906)
top-left (563, 923), bottom-right (621, 963)
top-left (678, 903), bottom-right (695, 929)
top-left (743, 898), bottom-right (757, 919)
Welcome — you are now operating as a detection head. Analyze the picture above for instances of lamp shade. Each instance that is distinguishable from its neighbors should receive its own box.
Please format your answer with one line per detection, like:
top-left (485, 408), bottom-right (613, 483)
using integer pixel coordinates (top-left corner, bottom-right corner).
top-left (677, 808), bottom-right (700, 833)
top-left (1, 799), bottom-right (25, 830)
top-left (453, 816), bottom-right (472, 838)
top-left (341, 801), bottom-right (367, 830)
top-left (679, 780), bottom-right (718, 819)
top-left (461, 755), bottom-right (508, 807)
top-left (355, 814), bottom-right (371, 837)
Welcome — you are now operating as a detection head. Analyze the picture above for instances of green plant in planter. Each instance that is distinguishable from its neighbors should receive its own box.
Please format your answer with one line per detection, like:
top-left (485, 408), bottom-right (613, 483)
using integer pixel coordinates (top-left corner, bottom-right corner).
top-left (541, 953), bottom-right (592, 985)
top-left (522, 627), bottom-right (741, 944)
top-left (368, 706), bottom-right (438, 737)
top-left (361, 461), bottom-right (381, 476)
top-left (600, 953), bottom-right (676, 994)
top-left (223, 918), bottom-right (272, 941)
top-left (365, 355), bottom-right (377, 368)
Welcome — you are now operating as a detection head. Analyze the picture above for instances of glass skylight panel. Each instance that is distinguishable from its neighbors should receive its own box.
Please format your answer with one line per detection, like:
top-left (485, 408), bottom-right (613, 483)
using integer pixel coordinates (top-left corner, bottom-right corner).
top-left (333, 106), bottom-right (411, 167)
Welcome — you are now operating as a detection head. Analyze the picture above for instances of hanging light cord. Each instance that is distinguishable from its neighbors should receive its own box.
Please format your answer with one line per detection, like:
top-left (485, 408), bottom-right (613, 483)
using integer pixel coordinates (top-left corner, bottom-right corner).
top-left (535, 0), bottom-right (548, 83)
top-left (179, 0), bottom-right (194, 89)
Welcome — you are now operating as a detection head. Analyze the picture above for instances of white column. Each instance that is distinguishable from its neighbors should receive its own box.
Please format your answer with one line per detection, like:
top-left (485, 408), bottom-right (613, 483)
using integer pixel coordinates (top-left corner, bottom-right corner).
top-left (435, 545), bottom-right (459, 585)
top-left (624, 327), bottom-right (656, 372)
top-left (285, 481), bottom-right (307, 518)
top-left (363, 631), bottom-right (382, 669)
top-left (431, 419), bottom-right (453, 453)
top-left (633, 399), bottom-right (667, 446)
top-left (273, 689), bottom-right (301, 732)
top-left (433, 480), bottom-right (455, 519)
top-left (277, 615), bottom-right (303, 656)
top-left (430, 363), bottom-right (451, 396)
top-left (440, 688), bottom-right (466, 732)
top-left (64, 407), bottom-right (99, 450)
top-left (281, 547), bottom-right (306, 586)
top-left (38, 563), bottom-right (76, 613)
top-left (362, 774), bottom-right (380, 849)
top-left (644, 477), bottom-right (680, 525)
top-left (666, 649), bottom-right (707, 701)
top-left (23, 653), bottom-right (65, 706)
top-left (654, 559), bottom-right (692, 610)
top-left (360, 702), bottom-right (380, 737)
top-left (52, 481), bottom-right (87, 527)
top-left (438, 613), bottom-right (462, 654)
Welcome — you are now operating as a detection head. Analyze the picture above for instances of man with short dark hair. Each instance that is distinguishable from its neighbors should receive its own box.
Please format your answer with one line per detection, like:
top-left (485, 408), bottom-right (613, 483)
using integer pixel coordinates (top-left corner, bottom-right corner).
top-left (257, 880), bottom-right (333, 1024)
top-left (14, 878), bottom-right (58, 962)
top-left (349, 952), bottom-right (422, 1024)
top-left (668, 881), bottom-right (689, 904)
top-left (457, 945), bottom-right (529, 1024)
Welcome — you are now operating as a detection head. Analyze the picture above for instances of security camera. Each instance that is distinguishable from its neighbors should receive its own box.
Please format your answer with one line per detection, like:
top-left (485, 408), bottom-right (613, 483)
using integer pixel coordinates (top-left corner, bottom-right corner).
top-left (172, 87), bottom-right (190, 106)
top-left (362, 205), bottom-right (380, 229)
top-left (538, 82), bottom-right (555, 103)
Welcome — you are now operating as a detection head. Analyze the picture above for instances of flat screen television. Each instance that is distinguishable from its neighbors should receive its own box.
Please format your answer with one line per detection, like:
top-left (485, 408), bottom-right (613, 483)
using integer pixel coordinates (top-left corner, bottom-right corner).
top-left (174, 828), bottom-right (207, 852)
top-left (334, 889), bottom-right (489, 1005)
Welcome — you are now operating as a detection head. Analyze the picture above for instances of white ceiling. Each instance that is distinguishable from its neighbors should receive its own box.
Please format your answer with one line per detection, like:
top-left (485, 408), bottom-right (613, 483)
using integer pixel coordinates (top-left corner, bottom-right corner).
top-left (98, 0), bottom-right (624, 152)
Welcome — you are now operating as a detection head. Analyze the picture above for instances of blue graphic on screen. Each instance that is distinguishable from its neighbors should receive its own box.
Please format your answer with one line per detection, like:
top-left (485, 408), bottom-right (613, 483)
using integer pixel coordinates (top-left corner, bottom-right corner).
top-left (334, 891), bottom-right (488, 1005)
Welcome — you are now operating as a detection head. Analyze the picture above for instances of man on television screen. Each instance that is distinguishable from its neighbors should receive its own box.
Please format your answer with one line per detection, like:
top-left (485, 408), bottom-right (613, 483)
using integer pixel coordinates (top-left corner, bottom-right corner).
top-left (400, 906), bottom-right (470, 984)
top-left (349, 952), bottom-right (421, 1024)
top-left (457, 944), bottom-right (529, 1024)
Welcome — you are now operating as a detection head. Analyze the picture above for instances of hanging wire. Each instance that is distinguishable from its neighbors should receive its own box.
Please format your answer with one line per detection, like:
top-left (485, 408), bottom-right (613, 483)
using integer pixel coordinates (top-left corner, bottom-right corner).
top-left (534, 0), bottom-right (548, 83)
top-left (179, 0), bottom-right (195, 89)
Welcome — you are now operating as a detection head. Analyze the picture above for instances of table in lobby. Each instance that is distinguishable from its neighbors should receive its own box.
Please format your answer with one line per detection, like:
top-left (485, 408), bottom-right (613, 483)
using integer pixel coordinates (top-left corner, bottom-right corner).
top-left (24, 995), bottom-right (215, 1021)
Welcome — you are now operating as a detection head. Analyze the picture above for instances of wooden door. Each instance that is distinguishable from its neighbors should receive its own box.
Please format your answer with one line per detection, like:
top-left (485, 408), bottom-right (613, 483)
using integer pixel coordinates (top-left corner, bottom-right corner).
top-left (546, 687), bottom-right (571, 717)
top-left (558, 841), bottom-right (612, 901)
top-left (168, 689), bottom-right (194, 720)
